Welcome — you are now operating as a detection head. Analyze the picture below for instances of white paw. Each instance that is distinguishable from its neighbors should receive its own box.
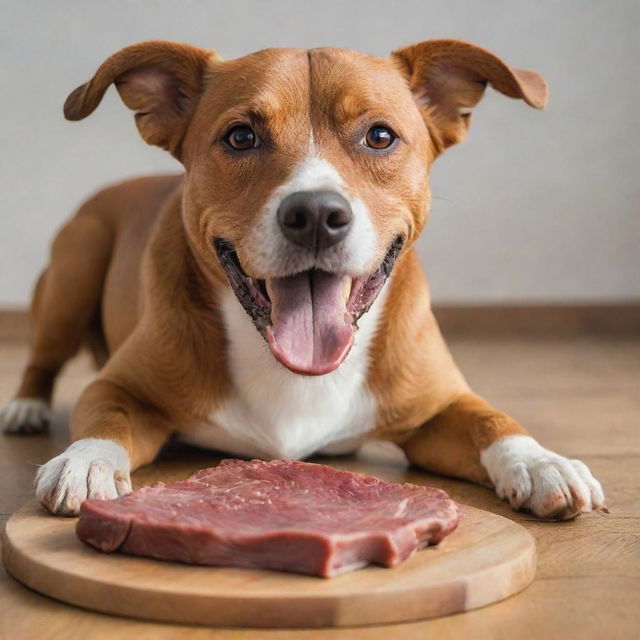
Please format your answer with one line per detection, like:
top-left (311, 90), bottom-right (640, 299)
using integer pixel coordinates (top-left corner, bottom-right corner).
top-left (1, 398), bottom-right (51, 434)
top-left (35, 438), bottom-right (132, 516)
top-left (481, 435), bottom-right (606, 520)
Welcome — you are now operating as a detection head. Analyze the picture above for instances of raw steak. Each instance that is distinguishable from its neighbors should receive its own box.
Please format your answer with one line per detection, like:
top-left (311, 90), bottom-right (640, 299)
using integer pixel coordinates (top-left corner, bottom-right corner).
top-left (76, 459), bottom-right (460, 577)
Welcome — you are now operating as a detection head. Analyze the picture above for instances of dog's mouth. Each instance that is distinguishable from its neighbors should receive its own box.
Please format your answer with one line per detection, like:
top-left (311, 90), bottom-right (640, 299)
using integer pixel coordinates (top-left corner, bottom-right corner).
top-left (214, 237), bottom-right (403, 376)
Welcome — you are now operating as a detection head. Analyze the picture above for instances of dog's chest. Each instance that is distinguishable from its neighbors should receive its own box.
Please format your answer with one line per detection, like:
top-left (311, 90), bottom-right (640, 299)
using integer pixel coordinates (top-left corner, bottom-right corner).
top-left (180, 289), bottom-right (385, 461)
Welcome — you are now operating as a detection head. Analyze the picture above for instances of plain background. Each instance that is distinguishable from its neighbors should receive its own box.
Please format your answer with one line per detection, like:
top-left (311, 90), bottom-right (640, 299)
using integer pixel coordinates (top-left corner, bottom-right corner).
top-left (1, 0), bottom-right (638, 306)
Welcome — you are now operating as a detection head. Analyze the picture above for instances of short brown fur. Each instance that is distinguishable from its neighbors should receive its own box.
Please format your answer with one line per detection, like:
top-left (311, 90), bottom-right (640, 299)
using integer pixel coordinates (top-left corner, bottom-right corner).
top-left (9, 39), bottom-right (584, 518)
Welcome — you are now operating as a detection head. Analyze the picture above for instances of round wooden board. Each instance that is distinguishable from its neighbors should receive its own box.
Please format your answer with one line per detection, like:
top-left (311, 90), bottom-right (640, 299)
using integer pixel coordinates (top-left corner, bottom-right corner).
top-left (3, 500), bottom-right (535, 628)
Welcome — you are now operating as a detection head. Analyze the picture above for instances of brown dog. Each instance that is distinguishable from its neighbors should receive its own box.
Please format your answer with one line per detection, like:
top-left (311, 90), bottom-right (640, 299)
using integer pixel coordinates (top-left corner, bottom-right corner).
top-left (1, 40), bottom-right (605, 519)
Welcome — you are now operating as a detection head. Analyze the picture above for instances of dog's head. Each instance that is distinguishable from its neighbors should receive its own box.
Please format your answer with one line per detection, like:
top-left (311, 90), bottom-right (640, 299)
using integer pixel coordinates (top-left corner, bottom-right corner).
top-left (65, 40), bottom-right (546, 375)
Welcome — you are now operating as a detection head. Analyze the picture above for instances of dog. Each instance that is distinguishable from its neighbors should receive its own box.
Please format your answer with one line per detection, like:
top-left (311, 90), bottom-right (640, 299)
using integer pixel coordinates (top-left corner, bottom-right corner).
top-left (1, 39), bottom-right (605, 519)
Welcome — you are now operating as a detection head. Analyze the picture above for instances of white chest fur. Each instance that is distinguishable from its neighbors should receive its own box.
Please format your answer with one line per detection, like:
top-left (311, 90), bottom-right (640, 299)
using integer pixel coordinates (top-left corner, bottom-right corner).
top-left (180, 287), bottom-right (386, 461)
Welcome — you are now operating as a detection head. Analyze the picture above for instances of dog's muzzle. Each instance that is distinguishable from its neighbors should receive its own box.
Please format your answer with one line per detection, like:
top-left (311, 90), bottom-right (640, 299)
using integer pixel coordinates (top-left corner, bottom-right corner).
top-left (214, 235), bottom-right (403, 376)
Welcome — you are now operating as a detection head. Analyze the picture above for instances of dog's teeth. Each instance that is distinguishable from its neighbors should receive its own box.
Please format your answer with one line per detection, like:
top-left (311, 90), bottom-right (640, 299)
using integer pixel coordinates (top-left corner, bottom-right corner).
top-left (265, 278), bottom-right (274, 300)
top-left (342, 276), bottom-right (352, 305)
top-left (265, 279), bottom-right (277, 322)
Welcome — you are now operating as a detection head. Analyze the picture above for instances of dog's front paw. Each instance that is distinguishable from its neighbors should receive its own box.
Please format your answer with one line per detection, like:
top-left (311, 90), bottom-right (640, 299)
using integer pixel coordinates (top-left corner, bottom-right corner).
top-left (1, 398), bottom-right (50, 435)
top-left (481, 435), bottom-right (606, 520)
top-left (35, 438), bottom-right (132, 516)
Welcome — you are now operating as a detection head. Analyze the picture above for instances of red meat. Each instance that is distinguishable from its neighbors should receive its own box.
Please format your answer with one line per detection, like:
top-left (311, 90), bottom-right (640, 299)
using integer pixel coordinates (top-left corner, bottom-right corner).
top-left (77, 459), bottom-right (460, 578)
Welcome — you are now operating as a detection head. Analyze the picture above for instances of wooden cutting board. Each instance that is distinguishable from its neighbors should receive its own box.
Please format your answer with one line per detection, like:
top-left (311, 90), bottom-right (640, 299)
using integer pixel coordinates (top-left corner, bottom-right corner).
top-left (2, 499), bottom-right (535, 627)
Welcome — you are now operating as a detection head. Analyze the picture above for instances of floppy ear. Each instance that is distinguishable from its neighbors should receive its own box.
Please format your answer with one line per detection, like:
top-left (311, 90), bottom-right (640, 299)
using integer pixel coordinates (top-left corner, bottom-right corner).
top-left (392, 39), bottom-right (547, 149)
top-left (64, 40), bottom-right (220, 157)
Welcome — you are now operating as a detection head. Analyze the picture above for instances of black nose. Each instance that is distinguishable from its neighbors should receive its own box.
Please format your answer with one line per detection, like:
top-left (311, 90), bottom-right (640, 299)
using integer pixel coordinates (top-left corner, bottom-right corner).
top-left (277, 190), bottom-right (353, 253)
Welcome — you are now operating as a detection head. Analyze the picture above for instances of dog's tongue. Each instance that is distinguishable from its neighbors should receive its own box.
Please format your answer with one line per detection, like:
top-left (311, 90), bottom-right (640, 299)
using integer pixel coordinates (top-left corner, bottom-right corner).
top-left (266, 271), bottom-right (354, 375)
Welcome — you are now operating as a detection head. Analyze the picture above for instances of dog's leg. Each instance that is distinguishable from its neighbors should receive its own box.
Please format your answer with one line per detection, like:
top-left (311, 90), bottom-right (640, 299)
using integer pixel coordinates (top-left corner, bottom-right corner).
top-left (35, 379), bottom-right (172, 515)
top-left (398, 393), bottom-right (606, 519)
top-left (2, 212), bottom-right (112, 435)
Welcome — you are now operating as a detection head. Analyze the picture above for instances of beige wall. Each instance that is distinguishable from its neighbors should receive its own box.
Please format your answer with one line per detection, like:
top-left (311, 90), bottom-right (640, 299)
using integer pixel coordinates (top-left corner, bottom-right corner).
top-left (1, 0), bottom-right (638, 305)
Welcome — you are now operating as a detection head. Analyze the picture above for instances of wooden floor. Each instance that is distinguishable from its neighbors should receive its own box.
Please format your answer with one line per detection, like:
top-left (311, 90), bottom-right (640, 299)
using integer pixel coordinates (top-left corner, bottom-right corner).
top-left (1, 335), bottom-right (639, 639)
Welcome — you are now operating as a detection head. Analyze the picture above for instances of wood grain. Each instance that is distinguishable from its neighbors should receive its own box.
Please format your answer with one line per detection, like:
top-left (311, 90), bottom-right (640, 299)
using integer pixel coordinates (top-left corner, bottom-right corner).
top-left (2, 500), bottom-right (535, 627)
top-left (1, 335), bottom-right (639, 638)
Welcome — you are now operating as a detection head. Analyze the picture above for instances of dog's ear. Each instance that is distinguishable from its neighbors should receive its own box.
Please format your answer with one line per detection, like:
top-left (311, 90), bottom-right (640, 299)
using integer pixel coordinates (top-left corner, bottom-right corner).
top-left (392, 39), bottom-right (547, 150)
top-left (64, 41), bottom-right (220, 158)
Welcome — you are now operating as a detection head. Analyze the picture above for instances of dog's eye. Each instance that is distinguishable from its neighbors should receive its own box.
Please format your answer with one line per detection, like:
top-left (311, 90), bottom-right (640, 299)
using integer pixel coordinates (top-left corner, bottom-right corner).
top-left (364, 126), bottom-right (396, 150)
top-left (224, 125), bottom-right (260, 151)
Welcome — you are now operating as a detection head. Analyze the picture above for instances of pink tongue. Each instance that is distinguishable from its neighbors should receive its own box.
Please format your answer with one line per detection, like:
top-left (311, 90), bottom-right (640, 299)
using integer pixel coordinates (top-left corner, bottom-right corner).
top-left (266, 271), bottom-right (354, 375)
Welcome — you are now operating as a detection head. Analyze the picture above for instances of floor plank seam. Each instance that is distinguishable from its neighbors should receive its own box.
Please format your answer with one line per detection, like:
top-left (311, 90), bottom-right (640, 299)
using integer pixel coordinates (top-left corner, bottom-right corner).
top-left (536, 574), bottom-right (640, 582)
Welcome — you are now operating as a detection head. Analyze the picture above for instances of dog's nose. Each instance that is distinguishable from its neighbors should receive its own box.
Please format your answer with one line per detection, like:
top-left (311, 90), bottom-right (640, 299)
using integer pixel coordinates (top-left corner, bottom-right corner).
top-left (277, 190), bottom-right (353, 253)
